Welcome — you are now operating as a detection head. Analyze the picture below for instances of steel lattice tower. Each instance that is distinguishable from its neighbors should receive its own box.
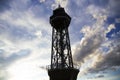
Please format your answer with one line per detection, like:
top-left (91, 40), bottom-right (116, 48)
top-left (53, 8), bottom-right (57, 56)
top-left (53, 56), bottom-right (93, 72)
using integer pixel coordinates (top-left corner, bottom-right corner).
top-left (48, 6), bottom-right (79, 80)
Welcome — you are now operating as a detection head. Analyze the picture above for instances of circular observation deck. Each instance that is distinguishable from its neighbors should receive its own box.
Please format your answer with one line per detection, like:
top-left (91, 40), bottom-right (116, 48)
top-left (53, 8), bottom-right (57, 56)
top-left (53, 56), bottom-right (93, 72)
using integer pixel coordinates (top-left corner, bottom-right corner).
top-left (50, 7), bottom-right (71, 30)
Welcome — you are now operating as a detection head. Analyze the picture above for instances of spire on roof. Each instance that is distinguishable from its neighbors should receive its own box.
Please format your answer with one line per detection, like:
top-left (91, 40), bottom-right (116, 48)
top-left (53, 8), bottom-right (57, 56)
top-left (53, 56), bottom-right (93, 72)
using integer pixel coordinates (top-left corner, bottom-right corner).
top-left (58, 4), bottom-right (61, 8)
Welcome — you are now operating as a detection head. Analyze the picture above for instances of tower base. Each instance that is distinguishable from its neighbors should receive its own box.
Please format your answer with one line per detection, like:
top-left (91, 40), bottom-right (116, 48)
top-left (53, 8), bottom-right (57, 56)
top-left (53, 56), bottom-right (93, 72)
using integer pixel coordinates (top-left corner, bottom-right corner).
top-left (48, 68), bottom-right (79, 80)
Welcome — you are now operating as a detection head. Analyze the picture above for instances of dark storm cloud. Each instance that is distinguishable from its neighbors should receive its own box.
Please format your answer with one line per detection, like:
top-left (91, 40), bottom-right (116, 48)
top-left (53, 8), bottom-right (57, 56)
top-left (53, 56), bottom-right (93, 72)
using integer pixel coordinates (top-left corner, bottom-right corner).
top-left (0, 0), bottom-right (12, 12)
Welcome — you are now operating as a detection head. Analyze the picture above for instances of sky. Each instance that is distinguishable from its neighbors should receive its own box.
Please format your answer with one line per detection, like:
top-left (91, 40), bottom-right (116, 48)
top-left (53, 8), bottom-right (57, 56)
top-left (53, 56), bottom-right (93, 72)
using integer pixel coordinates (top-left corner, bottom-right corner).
top-left (0, 0), bottom-right (120, 80)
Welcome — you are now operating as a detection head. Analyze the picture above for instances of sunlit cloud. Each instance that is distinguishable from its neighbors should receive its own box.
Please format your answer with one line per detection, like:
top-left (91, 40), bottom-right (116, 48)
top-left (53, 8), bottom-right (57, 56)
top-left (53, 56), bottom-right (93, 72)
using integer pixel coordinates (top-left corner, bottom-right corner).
top-left (0, 0), bottom-right (120, 80)
top-left (72, 2), bottom-right (120, 77)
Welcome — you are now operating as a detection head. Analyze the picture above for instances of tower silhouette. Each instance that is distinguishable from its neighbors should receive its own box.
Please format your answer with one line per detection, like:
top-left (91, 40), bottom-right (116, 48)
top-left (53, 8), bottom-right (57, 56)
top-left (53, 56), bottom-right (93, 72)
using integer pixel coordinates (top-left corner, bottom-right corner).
top-left (48, 6), bottom-right (79, 80)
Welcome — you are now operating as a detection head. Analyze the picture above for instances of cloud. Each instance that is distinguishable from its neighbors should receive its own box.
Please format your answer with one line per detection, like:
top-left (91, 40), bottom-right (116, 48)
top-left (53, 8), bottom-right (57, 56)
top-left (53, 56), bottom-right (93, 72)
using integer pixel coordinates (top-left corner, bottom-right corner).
top-left (94, 39), bottom-right (120, 70)
top-left (0, 0), bottom-right (120, 80)
top-left (0, 49), bottom-right (31, 67)
top-left (51, 0), bottom-right (68, 9)
top-left (68, 0), bottom-right (120, 18)
top-left (73, 5), bottom-right (107, 63)
top-left (39, 0), bottom-right (46, 3)
top-left (87, 74), bottom-right (105, 79)
top-left (0, 69), bottom-right (8, 80)
top-left (72, 3), bottom-right (120, 75)
top-left (0, 0), bottom-right (51, 67)
top-left (76, 0), bottom-right (120, 17)
top-left (0, 49), bottom-right (31, 80)
top-left (0, 0), bottom-right (51, 80)
top-left (107, 0), bottom-right (120, 17)
top-left (88, 0), bottom-right (109, 7)
top-left (0, 0), bottom-right (51, 42)
top-left (0, 0), bottom-right (12, 12)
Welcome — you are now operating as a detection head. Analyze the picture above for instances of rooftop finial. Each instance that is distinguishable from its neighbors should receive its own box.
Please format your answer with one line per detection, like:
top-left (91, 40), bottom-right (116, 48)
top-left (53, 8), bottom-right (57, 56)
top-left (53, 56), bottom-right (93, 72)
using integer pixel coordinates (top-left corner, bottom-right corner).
top-left (58, 4), bottom-right (61, 8)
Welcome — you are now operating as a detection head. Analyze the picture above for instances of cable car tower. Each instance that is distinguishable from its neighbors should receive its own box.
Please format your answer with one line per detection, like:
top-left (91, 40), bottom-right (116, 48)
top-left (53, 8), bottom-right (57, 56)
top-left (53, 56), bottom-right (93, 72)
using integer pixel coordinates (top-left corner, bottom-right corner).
top-left (48, 5), bottom-right (79, 80)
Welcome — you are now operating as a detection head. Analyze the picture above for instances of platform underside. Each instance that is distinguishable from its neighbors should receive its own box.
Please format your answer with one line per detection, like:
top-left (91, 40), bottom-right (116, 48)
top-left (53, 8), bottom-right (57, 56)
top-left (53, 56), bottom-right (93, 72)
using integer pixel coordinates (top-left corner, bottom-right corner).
top-left (48, 68), bottom-right (79, 80)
